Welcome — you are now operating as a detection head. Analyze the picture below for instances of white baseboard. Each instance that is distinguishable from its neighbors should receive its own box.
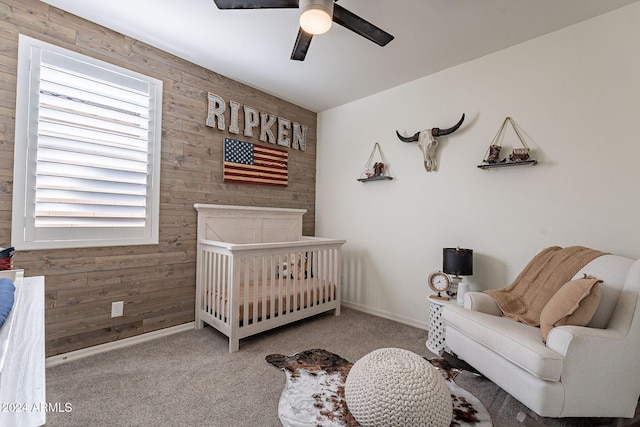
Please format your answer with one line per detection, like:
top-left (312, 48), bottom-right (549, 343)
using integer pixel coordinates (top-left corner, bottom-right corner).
top-left (341, 300), bottom-right (428, 330)
top-left (46, 322), bottom-right (195, 368)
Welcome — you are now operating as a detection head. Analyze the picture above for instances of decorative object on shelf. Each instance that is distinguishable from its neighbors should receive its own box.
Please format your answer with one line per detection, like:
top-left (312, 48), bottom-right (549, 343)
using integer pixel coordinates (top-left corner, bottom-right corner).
top-left (396, 114), bottom-right (465, 172)
top-left (357, 142), bottom-right (394, 182)
top-left (478, 116), bottom-right (537, 169)
top-left (428, 271), bottom-right (451, 300)
top-left (443, 247), bottom-right (473, 298)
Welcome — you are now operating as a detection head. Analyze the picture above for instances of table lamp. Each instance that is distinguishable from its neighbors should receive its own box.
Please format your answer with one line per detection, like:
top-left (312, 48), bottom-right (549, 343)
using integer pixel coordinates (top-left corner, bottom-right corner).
top-left (443, 247), bottom-right (473, 301)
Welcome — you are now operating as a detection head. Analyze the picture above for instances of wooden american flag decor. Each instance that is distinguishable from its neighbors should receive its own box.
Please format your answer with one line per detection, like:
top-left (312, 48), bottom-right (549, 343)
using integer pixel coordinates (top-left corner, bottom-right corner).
top-left (223, 138), bottom-right (288, 187)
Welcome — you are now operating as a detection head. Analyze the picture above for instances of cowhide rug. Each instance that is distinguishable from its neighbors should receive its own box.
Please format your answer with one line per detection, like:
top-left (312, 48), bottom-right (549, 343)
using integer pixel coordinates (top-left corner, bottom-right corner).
top-left (266, 349), bottom-right (491, 427)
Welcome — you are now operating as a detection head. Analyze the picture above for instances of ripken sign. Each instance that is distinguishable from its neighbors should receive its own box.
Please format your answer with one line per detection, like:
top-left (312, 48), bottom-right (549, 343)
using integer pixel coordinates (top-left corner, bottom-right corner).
top-left (206, 92), bottom-right (308, 152)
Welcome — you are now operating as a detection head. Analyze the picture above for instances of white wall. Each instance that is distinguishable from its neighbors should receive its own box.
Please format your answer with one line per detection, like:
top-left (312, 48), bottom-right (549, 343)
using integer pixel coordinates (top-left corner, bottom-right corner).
top-left (315, 4), bottom-right (640, 329)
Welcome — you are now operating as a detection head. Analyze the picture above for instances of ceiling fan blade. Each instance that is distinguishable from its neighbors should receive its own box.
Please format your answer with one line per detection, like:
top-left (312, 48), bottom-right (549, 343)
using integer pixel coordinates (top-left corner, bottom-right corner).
top-left (290, 28), bottom-right (313, 61)
top-left (332, 3), bottom-right (394, 46)
top-left (212, 0), bottom-right (297, 9)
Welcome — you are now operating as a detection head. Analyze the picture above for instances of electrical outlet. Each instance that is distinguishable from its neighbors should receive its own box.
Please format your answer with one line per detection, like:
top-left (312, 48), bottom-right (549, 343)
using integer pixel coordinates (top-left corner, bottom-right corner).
top-left (111, 301), bottom-right (124, 317)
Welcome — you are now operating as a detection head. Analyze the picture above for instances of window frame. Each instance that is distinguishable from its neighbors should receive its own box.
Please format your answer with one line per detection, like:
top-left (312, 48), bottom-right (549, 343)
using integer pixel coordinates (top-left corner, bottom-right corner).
top-left (12, 34), bottom-right (163, 250)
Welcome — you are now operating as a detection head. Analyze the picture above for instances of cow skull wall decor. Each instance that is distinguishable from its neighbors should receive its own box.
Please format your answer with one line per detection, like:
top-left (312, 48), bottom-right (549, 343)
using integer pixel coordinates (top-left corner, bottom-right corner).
top-left (396, 114), bottom-right (465, 172)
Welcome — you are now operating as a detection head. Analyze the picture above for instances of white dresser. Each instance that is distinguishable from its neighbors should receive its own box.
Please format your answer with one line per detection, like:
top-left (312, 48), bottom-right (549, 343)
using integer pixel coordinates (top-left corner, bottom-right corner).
top-left (0, 270), bottom-right (46, 427)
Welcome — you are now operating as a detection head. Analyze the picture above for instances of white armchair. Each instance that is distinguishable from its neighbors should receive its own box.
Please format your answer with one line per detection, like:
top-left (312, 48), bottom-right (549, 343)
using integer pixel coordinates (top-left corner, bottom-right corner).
top-left (442, 254), bottom-right (640, 419)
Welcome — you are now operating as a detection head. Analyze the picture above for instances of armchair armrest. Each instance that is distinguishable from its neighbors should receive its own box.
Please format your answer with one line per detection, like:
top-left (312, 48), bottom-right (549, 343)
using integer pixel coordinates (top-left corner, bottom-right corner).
top-left (545, 323), bottom-right (640, 416)
top-left (464, 291), bottom-right (502, 316)
top-left (545, 324), bottom-right (625, 356)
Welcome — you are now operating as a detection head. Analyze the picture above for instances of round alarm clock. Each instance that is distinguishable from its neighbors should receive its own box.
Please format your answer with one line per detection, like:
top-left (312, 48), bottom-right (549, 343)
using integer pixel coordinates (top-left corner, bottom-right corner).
top-left (428, 271), bottom-right (451, 300)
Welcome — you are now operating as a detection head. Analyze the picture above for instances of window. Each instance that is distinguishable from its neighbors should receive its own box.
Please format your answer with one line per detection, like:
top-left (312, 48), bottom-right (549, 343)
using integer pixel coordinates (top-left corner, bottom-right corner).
top-left (12, 35), bottom-right (163, 250)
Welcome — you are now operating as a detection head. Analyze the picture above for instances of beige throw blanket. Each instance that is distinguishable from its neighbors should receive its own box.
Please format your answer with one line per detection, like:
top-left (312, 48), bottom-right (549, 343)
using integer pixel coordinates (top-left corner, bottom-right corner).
top-left (485, 246), bottom-right (606, 326)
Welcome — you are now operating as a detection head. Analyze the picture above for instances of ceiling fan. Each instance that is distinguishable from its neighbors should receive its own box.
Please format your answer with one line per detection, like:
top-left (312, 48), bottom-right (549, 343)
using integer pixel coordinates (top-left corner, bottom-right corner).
top-left (212, 0), bottom-right (394, 61)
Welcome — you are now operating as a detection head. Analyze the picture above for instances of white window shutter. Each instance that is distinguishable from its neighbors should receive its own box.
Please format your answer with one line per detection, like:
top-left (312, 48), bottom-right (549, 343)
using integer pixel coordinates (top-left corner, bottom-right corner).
top-left (12, 35), bottom-right (163, 250)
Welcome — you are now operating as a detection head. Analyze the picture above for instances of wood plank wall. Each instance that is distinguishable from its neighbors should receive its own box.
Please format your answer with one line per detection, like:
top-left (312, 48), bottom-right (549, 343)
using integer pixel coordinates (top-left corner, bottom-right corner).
top-left (0, 0), bottom-right (317, 357)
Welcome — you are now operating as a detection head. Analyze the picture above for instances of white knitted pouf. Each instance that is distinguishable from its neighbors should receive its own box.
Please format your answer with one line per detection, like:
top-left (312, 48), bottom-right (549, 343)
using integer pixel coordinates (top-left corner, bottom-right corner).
top-left (345, 348), bottom-right (452, 427)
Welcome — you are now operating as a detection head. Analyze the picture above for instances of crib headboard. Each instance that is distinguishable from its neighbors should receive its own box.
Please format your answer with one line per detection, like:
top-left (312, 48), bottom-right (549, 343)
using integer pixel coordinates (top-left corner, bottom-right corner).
top-left (194, 204), bottom-right (306, 244)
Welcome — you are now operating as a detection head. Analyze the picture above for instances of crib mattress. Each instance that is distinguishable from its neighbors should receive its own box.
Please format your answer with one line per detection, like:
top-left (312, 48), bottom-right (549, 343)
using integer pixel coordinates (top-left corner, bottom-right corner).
top-left (208, 279), bottom-right (336, 323)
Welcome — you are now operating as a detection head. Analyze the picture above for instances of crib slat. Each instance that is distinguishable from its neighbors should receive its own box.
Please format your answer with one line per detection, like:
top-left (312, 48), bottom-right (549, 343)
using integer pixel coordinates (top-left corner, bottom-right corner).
top-left (326, 249), bottom-right (331, 301)
top-left (302, 252), bottom-right (308, 309)
top-left (323, 250), bottom-right (333, 302)
top-left (277, 254), bottom-right (282, 318)
top-left (207, 251), bottom-right (213, 317)
top-left (229, 254), bottom-right (240, 333)
top-left (315, 249), bottom-right (322, 304)
top-left (219, 253), bottom-right (224, 319)
top-left (314, 249), bottom-right (319, 305)
top-left (303, 252), bottom-right (309, 309)
top-left (210, 251), bottom-right (216, 317)
top-left (289, 251), bottom-right (294, 314)
top-left (261, 256), bottom-right (268, 321)
top-left (243, 257), bottom-right (249, 325)
top-left (200, 249), bottom-right (206, 315)
top-left (282, 253), bottom-right (287, 315)
top-left (318, 248), bottom-right (325, 303)
top-left (297, 252), bottom-right (302, 312)
top-left (215, 252), bottom-right (221, 319)
top-left (289, 253), bottom-right (294, 314)
top-left (252, 256), bottom-right (259, 324)
top-left (269, 255), bottom-right (275, 320)
top-left (292, 252), bottom-right (298, 313)
top-left (218, 252), bottom-right (224, 319)
top-left (331, 248), bottom-right (336, 300)
top-left (219, 252), bottom-right (228, 320)
top-left (330, 248), bottom-right (336, 300)
top-left (213, 252), bottom-right (219, 318)
top-left (332, 248), bottom-right (337, 300)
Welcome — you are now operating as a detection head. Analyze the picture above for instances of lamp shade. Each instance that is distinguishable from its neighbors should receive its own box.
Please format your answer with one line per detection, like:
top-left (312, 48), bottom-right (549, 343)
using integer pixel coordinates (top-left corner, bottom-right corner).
top-left (443, 247), bottom-right (473, 276)
top-left (299, 0), bottom-right (333, 35)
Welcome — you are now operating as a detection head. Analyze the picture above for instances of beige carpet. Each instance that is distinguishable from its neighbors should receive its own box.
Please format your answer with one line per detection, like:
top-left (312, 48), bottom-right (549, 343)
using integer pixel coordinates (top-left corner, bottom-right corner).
top-left (45, 307), bottom-right (639, 426)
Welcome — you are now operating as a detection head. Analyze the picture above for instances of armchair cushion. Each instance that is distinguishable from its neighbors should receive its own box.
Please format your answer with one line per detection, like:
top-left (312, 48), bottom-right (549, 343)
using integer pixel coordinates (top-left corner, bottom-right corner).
top-left (539, 278), bottom-right (601, 342)
top-left (442, 304), bottom-right (564, 381)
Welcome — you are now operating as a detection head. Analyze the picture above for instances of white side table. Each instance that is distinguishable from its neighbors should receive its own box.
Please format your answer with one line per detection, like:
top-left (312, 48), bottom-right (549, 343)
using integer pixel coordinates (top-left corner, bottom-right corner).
top-left (426, 297), bottom-right (461, 355)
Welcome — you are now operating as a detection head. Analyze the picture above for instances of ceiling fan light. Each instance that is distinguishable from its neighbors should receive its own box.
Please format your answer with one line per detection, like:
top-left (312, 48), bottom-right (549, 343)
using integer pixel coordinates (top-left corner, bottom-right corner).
top-left (299, 0), bottom-right (333, 35)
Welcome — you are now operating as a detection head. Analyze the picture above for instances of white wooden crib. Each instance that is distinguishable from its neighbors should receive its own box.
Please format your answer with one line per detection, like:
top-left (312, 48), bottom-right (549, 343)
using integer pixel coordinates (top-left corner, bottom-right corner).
top-left (194, 204), bottom-right (346, 352)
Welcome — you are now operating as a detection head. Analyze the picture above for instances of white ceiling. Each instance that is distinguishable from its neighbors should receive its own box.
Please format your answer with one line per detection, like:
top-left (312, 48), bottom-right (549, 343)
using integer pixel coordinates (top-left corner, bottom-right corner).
top-left (42, 0), bottom-right (638, 113)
